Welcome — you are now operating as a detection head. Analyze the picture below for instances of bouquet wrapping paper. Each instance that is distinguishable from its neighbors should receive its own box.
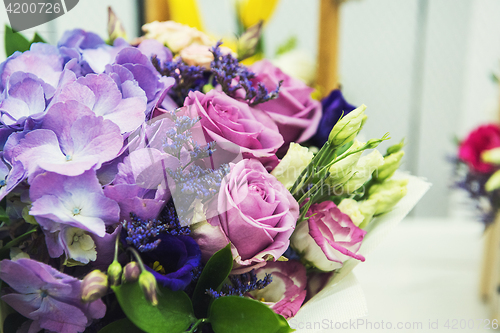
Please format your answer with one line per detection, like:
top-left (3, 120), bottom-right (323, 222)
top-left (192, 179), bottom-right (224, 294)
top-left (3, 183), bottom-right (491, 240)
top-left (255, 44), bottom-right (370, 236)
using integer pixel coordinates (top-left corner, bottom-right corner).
top-left (292, 173), bottom-right (431, 332)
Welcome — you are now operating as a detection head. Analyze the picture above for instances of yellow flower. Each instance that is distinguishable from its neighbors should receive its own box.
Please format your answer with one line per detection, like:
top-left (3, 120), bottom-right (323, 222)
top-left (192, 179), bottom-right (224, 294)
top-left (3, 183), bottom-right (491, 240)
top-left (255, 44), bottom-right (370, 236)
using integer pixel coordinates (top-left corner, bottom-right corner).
top-left (167, 0), bottom-right (204, 31)
top-left (237, 0), bottom-right (280, 29)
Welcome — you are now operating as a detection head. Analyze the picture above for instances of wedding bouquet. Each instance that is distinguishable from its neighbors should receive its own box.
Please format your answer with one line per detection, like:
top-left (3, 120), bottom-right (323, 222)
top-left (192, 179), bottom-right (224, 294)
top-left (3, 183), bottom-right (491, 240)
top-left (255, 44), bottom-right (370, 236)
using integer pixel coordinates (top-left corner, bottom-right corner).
top-left (0, 14), bottom-right (421, 333)
top-left (454, 124), bottom-right (500, 226)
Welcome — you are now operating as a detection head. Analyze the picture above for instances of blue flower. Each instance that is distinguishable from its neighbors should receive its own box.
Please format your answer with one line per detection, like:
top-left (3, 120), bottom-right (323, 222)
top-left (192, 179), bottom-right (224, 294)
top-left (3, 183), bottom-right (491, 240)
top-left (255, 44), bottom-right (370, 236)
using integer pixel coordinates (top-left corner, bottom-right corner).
top-left (310, 89), bottom-right (356, 147)
top-left (142, 234), bottom-right (201, 291)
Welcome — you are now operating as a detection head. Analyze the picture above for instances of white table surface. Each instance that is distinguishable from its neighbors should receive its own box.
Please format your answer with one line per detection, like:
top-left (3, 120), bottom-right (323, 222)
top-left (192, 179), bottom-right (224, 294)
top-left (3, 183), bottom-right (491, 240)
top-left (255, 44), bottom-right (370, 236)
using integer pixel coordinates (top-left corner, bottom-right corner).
top-left (339, 217), bottom-right (490, 333)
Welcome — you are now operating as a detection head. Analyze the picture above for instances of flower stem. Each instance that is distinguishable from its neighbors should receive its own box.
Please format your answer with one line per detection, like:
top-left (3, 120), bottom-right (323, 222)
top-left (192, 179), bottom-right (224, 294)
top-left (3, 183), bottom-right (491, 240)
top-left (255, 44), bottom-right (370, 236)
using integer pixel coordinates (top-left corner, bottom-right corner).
top-left (188, 318), bottom-right (208, 333)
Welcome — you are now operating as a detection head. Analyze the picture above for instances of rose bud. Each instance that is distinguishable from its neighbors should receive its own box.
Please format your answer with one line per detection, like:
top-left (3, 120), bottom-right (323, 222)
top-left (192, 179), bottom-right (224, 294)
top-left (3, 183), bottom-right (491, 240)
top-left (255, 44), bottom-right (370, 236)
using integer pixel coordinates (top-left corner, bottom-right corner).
top-left (122, 262), bottom-right (141, 284)
top-left (81, 270), bottom-right (108, 303)
top-left (139, 270), bottom-right (158, 306)
top-left (107, 260), bottom-right (122, 286)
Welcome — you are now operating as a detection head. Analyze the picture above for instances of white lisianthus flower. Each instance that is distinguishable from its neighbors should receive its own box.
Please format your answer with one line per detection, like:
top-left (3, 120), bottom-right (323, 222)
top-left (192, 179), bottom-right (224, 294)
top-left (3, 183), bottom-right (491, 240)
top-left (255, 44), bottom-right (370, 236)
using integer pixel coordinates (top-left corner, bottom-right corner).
top-left (328, 140), bottom-right (364, 185)
top-left (337, 198), bottom-right (364, 226)
top-left (271, 143), bottom-right (314, 189)
top-left (62, 227), bottom-right (97, 265)
top-left (343, 150), bottom-right (384, 194)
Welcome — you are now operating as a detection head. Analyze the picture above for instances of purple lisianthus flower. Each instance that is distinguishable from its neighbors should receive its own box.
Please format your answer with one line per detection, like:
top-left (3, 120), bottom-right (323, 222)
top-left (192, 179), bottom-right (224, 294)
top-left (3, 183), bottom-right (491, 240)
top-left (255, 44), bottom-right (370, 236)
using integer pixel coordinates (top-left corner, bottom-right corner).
top-left (29, 170), bottom-right (120, 258)
top-left (1, 43), bottom-right (65, 90)
top-left (104, 148), bottom-right (177, 221)
top-left (249, 260), bottom-right (307, 319)
top-left (0, 258), bottom-right (105, 333)
top-left (141, 233), bottom-right (201, 291)
top-left (8, 101), bottom-right (123, 178)
top-left (0, 72), bottom-right (55, 129)
top-left (310, 89), bottom-right (356, 147)
top-left (52, 72), bottom-right (147, 133)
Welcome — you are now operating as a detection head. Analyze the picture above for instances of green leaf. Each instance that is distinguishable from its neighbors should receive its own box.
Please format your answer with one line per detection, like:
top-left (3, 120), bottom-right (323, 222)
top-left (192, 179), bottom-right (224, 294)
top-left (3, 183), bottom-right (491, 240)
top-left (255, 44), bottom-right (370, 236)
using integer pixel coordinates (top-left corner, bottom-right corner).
top-left (31, 33), bottom-right (46, 44)
top-left (192, 243), bottom-right (233, 318)
top-left (98, 318), bottom-right (145, 333)
top-left (4, 25), bottom-right (30, 57)
top-left (209, 296), bottom-right (293, 333)
top-left (0, 227), bottom-right (38, 258)
top-left (112, 282), bottom-right (195, 333)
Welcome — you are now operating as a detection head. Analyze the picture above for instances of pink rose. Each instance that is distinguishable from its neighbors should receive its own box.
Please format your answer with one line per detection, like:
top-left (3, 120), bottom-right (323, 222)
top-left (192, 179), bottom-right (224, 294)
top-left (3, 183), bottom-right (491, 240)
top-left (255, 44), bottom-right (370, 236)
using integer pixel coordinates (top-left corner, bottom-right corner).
top-left (251, 60), bottom-right (322, 148)
top-left (184, 90), bottom-right (284, 169)
top-left (291, 201), bottom-right (366, 272)
top-left (192, 159), bottom-right (299, 273)
top-left (459, 124), bottom-right (500, 173)
top-left (249, 260), bottom-right (307, 319)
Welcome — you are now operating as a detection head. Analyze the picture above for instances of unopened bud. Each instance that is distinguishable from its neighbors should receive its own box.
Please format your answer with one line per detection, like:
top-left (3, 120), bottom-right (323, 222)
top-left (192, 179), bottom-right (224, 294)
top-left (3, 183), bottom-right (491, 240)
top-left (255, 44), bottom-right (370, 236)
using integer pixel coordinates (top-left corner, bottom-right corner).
top-left (107, 260), bottom-right (122, 286)
top-left (343, 150), bottom-right (384, 194)
top-left (375, 151), bottom-right (404, 182)
top-left (328, 140), bottom-right (364, 185)
top-left (486, 170), bottom-right (500, 192)
top-left (386, 139), bottom-right (405, 156)
top-left (81, 270), bottom-right (108, 303)
top-left (139, 270), bottom-right (158, 306)
top-left (328, 104), bottom-right (366, 147)
top-left (482, 147), bottom-right (500, 165)
top-left (122, 262), bottom-right (141, 284)
top-left (368, 179), bottom-right (408, 215)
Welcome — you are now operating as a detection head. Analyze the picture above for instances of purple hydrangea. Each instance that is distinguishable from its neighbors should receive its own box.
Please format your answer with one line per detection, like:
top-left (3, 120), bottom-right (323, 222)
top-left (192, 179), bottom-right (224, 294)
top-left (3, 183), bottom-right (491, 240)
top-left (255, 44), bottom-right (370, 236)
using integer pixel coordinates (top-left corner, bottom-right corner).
top-left (7, 101), bottom-right (123, 179)
top-left (0, 258), bottom-right (106, 333)
top-left (104, 148), bottom-right (177, 222)
top-left (29, 170), bottom-right (120, 258)
top-left (51, 71), bottom-right (147, 133)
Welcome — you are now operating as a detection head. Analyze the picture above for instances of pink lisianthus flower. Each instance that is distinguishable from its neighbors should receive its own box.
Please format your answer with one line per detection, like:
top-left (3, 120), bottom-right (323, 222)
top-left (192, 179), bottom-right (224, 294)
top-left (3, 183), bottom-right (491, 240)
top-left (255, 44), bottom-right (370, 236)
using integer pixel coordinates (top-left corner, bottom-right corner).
top-left (459, 124), bottom-right (500, 173)
top-left (250, 60), bottom-right (322, 149)
top-left (248, 260), bottom-right (307, 319)
top-left (291, 201), bottom-right (366, 272)
top-left (191, 159), bottom-right (299, 273)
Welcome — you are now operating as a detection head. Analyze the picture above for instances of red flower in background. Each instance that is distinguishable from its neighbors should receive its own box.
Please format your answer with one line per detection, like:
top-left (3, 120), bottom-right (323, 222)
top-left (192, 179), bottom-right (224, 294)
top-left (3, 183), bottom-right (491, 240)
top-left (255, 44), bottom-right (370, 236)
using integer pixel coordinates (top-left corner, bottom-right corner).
top-left (459, 124), bottom-right (500, 173)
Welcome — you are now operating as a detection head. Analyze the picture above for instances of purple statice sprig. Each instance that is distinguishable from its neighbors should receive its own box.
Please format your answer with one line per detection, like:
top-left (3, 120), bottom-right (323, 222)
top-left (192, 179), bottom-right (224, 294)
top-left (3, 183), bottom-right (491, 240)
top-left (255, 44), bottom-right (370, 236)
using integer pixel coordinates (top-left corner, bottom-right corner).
top-left (152, 56), bottom-right (208, 106)
top-left (210, 41), bottom-right (282, 106)
top-left (123, 200), bottom-right (190, 252)
top-left (167, 163), bottom-right (230, 226)
top-left (206, 270), bottom-right (273, 299)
